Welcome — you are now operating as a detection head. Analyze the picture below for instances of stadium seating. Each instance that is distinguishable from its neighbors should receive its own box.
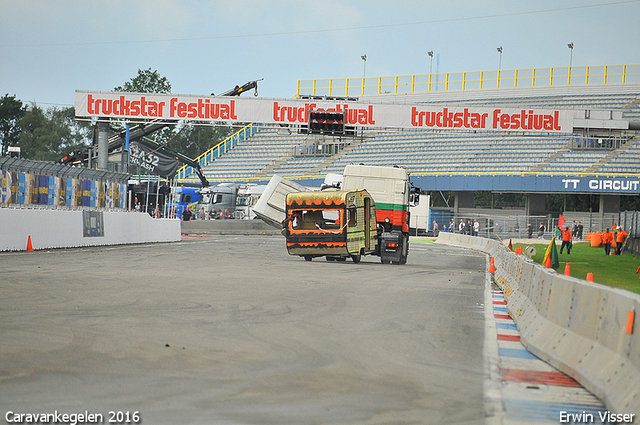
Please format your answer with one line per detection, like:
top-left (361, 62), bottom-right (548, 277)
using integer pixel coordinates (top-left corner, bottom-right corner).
top-left (180, 84), bottom-right (640, 182)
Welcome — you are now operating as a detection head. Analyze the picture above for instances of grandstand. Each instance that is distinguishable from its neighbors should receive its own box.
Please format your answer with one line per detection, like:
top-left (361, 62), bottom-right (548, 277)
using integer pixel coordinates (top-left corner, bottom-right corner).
top-left (177, 64), bottom-right (640, 182)
top-left (174, 63), bottom-right (640, 234)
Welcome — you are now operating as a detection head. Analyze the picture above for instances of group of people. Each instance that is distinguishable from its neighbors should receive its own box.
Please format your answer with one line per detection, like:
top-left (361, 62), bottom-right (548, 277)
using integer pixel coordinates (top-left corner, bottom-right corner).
top-left (601, 224), bottom-right (628, 256)
top-left (181, 206), bottom-right (232, 221)
top-left (527, 221), bottom-right (585, 241)
top-left (555, 221), bottom-right (628, 256)
top-left (444, 218), bottom-right (480, 236)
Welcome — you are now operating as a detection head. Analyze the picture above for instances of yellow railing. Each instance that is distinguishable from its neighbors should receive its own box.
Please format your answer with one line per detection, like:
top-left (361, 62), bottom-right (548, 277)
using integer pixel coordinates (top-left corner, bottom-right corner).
top-left (174, 123), bottom-right (260, 181)
top-left (297, 64), bottom-right (640, 97)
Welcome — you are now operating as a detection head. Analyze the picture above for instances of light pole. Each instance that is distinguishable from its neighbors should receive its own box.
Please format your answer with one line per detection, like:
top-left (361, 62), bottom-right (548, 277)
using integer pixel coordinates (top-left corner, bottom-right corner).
top-left (568, 42), bottom-right (574, 67)
top-left (427, 51), bottom-right (434, 75)
top-left (361, 54), bottom-right (367, 95)
top-left (497, 46), bottom-right (503, 88)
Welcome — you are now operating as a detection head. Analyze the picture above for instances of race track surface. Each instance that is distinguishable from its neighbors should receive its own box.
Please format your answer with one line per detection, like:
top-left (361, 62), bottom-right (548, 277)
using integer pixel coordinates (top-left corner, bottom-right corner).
top-left (0, 236), bottom-right (487, 424)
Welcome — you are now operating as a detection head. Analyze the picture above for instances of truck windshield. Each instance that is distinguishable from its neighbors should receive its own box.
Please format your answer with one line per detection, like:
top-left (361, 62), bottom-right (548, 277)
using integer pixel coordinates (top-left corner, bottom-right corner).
top-left (200, 193), bottom-right (222, 204)
top-left (169, 193), bottom-right (181, 204)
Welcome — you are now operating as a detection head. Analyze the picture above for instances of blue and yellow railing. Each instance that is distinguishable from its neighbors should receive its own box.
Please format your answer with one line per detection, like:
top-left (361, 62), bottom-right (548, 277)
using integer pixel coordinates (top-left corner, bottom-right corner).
top-left (174, 123), bottom-right (262, 181)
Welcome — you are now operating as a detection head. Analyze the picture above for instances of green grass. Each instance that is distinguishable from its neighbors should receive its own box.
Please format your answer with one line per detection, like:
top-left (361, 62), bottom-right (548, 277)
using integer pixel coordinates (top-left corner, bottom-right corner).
top-left (514, 241), bottom-right (640, 295)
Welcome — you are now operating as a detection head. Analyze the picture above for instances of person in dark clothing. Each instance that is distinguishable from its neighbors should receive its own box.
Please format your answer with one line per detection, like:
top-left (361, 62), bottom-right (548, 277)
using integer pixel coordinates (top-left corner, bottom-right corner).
top-left (182, 206), bottom-right (193, 221)
top-left (527, 223), bottom-right (533, 239)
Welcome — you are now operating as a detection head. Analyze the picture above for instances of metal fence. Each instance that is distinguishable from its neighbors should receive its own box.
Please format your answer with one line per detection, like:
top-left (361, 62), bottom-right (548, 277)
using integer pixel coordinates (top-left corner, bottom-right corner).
top-left (432, 209), bottom-right (627, 242)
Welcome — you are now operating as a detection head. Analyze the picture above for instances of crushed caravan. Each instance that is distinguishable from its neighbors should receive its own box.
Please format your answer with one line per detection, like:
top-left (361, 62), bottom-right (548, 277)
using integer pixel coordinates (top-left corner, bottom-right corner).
top-left (252, 175), bottom-right (310, 228)
top-left (283, 189), bottom-right (378, 263)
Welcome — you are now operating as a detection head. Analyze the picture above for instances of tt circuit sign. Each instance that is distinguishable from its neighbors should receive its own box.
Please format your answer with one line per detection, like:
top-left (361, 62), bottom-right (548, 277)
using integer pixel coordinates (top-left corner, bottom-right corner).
top-left (75, 90), bottom-right (573, 133)
top-left (561, 177), bottom-right (640, 193)
top-left (410, 174), bottom-right (640, 195)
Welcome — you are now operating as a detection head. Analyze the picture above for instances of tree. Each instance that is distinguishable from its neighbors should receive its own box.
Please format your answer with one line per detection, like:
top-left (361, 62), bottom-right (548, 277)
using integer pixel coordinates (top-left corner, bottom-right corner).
top-left (168, 123), bottom-right (235, 160)
top-left (18, 104), bottom-right (91, 161)
top-left (114, 68), bottom-right (174, 148)
top-left (0, 94), bottom-right (25, 156)
top-left (114, 68), bottom-right (171, 93)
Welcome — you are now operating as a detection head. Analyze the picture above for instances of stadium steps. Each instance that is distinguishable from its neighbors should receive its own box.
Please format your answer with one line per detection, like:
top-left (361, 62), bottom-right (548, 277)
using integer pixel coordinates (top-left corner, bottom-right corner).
top-left (527, 148), bottom-right (571, 172)
top-left (253, 156), bottom-right (293, 177)
top-left (585, 135), bottom-right (640, 173)
top-left (305, 135), bottom-right (371, 174)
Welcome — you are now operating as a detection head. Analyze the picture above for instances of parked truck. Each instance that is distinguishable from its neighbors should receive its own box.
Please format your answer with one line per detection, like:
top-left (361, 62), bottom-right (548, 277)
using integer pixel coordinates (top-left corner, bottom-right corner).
top-left (194, 183), bottom-right (266, 219)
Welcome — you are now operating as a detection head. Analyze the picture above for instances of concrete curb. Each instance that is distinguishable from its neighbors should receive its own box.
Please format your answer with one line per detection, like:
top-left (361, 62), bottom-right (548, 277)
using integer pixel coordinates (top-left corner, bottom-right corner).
top-left (436, 232), bottom-right (640, 418)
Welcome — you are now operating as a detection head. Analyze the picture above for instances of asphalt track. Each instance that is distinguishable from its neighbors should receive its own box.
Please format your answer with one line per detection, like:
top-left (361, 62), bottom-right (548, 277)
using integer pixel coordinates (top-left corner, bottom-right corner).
top-left (0, 236), bottom-right (488, 425)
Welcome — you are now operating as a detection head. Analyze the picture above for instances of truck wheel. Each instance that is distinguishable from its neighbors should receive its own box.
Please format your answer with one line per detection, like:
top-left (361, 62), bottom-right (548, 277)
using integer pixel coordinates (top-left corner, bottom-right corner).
top-left (351, 254), bottom-right (361, 263)
top-left (304, 255), bottom-right (312, 262)
top-left (381, 258), bottom-right (390, 264)
top-left (399, 235), bottom-right (409, 264)
top-left (326, 256), bottom-right (336, 262)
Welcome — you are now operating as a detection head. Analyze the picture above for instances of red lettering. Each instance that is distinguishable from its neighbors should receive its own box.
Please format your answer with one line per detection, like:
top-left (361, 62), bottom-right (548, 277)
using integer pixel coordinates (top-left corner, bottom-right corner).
top-left (177, 102), bottom-right (187, 118)
top-left (140, 97), bottom-right (147, 117)
top-left (273, 101), bottom-right (281, 121)
top-left (411, 107), bottom-right (419, 126)
top-left (367, 105), bottom-right (375, 125)
top-left (510, 113), bottom-right (521, 129)
top-left (170, 98), bottom-right (178, 118)
top-left (102, 99), bottom-right (113, 115)
top-left (357, 109), bottom-right (367, 124)
top-left (554, 111), bottom-right (561, 131)
top-left (500, 113), bottom-right (510, 129)
top-left (492, 109), bottom-right (501, 129)
top-left (187, 102), bottom-right (198, 118)
top-left (87, 94), bottom-right (95, 114)
top-left (229, 100), bottom-right (237, 120)
top-left (533, 114), bottom-right (543, 130)
top-left (119, 96), bottom-right (130, 115)
top-left (210, 103), bottom-right (219, 119)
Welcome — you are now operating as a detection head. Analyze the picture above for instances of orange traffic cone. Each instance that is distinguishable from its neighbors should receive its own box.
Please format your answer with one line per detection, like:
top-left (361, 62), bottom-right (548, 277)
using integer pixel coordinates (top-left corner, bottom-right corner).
top-left (564, 263), bottom-right (571, 276)
top-left (488, 257), bottom-right (496, 272)
top-left (26, 235), bottom-right (34, 252)
top-left (586, 272), bottom-right (594, 282)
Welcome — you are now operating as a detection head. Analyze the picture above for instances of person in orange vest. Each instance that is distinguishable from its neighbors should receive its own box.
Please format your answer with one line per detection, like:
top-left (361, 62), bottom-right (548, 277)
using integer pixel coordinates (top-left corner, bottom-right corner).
top-left (615, 226), bottom-right (628, 255)
top-left (602, 228), bottom-right (614, 256)
top-left (559, 226), bottom-right (573, 254)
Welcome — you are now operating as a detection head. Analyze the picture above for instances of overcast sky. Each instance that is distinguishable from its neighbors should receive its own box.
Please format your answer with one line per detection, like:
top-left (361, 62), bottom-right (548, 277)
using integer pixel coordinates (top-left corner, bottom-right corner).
top-left (1, 0), bottom-right (639, 109)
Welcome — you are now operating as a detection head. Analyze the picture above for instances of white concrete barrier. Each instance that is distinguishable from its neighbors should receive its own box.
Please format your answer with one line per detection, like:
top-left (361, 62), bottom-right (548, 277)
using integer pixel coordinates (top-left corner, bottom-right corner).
top-left (0, 208), bottom-right (180, 251)
top-left (436, 232), bottom-right (640, 418)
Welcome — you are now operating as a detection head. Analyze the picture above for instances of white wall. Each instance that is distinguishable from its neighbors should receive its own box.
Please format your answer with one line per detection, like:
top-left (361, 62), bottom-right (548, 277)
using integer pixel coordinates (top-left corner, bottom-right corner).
top-left (0, 208), bottom-right (180, 251)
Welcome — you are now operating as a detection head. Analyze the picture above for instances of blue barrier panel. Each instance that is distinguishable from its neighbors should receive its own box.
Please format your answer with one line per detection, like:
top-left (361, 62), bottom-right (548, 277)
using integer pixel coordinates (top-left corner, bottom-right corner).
top-left (38, 175), bottom-right (48, 205)
top-left (18, 173), bottom-right (25, 204)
